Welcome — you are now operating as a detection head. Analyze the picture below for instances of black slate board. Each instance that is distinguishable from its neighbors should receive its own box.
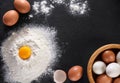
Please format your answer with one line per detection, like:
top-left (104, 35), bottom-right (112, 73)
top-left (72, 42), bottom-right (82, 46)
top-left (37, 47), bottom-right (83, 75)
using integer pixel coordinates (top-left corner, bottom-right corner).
top-left (0, 0), bottom-right (120, 83)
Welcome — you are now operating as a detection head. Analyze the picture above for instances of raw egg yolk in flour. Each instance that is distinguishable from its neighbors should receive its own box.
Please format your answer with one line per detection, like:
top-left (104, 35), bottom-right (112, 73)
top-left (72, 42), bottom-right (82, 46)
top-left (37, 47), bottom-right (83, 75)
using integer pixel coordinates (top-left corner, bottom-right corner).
top-left (19, 46), bottom-right (32, 60)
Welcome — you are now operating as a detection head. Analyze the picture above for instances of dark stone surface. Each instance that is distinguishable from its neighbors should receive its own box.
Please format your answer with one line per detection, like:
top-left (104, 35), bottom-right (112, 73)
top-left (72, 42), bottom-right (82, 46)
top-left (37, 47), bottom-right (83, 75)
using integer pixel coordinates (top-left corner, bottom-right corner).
top-left (0, 0), bottom-right (120, 83)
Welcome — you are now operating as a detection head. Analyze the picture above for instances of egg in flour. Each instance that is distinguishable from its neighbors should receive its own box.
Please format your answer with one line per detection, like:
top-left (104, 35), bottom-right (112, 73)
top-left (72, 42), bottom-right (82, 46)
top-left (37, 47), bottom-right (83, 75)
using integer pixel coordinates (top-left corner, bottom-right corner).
top-left (1, 25), bottom-right (59, 83)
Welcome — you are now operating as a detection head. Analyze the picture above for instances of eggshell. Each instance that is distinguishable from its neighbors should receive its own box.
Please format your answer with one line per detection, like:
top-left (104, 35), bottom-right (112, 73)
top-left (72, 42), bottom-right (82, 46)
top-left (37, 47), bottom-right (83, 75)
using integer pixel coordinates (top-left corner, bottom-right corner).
top-left (92, 61), bottom-right (106, 75)
top-left (102, 50), bottom-right (115, 63)
top-left (96, 74), bottom-right (112, 83)
top-left (53, 70), bottom-right (67, 83)
top-left (106, 63), bottom-right (120, 78)
top-left (3, 10), bottom-right (19, 26)
top-left (68, 65), bottom-right (83, 81)
top-left (114, 78), bottom-right (120, 83)
top-left (14, 0), bottom-right (31, 14)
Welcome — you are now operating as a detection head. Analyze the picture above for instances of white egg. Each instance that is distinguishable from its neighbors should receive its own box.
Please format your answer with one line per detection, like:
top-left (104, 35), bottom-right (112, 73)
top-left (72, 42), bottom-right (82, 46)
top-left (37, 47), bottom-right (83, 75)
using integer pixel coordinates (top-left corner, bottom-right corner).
top-left (1, 25), bottom-right (59, 83)
top-left (106, 63), bottom-right (120, 78)
top-left (116, 51), bottom-right (120, 65)
top-left (92, 61), bottom-right (106, 75)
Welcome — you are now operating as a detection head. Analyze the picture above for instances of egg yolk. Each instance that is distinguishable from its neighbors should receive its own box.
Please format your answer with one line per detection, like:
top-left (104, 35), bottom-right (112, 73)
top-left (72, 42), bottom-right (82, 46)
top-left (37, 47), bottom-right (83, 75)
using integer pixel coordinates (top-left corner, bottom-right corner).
top-left (19, 46), bottom-right (32, 60)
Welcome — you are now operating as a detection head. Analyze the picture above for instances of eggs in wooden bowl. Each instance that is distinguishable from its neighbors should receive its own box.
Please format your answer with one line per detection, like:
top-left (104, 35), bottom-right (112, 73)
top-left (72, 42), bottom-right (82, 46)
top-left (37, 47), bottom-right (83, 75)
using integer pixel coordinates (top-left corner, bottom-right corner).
top-left (87, 44), bottom-right (120, 83)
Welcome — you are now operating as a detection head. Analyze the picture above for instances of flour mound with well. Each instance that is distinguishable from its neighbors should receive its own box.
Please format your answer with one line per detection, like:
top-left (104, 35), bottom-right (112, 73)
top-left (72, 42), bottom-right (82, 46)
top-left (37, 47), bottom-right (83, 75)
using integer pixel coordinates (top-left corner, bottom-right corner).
top-left (1, 25), bottom-right (60, 83)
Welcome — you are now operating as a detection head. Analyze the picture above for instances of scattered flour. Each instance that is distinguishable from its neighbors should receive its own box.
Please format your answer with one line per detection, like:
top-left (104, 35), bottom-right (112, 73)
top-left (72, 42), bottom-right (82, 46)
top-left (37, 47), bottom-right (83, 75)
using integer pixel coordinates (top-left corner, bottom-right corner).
top-left (69, 0), bottom-right (88, 15)
top-left (1, 25), bottom-right (60, 83)
top-left (32, 0), bottom-right (54, 15)
top-left (30, 0), bottom-right (89, 18)
top-left (50, 0), bottom-right (65, 4)
top-left (32, 1), bottom-right (40, 14)
top-left (28, 14), bottom-right (33, 19)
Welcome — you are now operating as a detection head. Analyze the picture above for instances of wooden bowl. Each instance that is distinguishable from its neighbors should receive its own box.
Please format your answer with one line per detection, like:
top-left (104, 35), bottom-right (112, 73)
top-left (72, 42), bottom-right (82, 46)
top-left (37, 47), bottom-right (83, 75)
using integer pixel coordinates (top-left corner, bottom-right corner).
top-left (87, 44), bottom-right (120, 83)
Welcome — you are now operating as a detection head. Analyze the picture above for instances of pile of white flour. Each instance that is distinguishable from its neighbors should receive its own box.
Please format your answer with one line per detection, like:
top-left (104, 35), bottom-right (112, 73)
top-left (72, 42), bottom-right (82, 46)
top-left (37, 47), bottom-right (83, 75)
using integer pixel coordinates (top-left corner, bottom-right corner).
top-left (1, 25), bottom-right (60, 83)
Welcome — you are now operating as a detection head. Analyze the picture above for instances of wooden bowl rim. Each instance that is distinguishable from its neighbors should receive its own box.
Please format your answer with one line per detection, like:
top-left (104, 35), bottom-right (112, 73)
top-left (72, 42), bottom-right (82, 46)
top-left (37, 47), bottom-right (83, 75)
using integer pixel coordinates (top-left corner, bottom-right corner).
top-left (87, 44), bottom-right (120, 83)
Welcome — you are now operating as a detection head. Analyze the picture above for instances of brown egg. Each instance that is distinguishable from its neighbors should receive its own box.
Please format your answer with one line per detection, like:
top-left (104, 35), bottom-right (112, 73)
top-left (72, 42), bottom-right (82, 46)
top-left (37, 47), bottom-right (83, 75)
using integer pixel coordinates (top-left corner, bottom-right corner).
top-left (102, 50), bottom-right (115, 63)
top-left (96, 74), bottom-right (112, 83)
top-left (114, 78), bottom-right (120, 83)
top-left (68, 65), bottom-right (83, 81)
top-left (14, 0), bottom-right (31, 14)
top-left (3, 10), bottom-right (19, 26)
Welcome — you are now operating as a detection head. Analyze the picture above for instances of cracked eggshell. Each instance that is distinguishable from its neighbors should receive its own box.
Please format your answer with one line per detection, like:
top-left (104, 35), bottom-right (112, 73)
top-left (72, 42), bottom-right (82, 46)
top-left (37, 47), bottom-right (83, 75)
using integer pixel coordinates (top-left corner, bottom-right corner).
top-left (53, 70), bottom-right (67, 83)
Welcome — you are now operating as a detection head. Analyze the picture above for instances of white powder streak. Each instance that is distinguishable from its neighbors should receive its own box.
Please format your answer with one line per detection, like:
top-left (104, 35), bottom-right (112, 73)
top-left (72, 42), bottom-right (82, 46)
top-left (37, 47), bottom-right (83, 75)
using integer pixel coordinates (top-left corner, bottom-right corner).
top-left (69, 0), bottom-right (88, 15)
top-left (1, 25), bottom-right (59, 83)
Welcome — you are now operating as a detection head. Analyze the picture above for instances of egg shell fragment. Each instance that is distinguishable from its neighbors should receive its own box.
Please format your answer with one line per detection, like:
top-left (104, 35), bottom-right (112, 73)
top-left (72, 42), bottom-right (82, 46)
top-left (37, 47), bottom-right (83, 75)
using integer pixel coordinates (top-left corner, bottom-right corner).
top-left (53, 70), bottom-right (67, 83)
